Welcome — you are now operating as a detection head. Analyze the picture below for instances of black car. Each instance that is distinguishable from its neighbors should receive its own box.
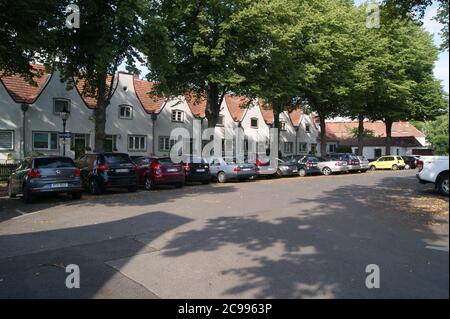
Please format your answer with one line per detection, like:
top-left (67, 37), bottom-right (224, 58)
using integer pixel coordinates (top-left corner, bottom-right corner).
top-left (181, 156), bottom-right (211, 184)
top-left (284, 155), bottom-right (321, 177)
top-left (75, 153), bottom-right (138, 194)
top-left (401, 155), bottom-right (418, 170)
top-left (7, 156), bottom-right (82, 204)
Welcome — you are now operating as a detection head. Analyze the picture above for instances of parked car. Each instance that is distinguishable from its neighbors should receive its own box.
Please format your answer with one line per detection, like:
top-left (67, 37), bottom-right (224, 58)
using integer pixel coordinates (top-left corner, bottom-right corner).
top-left (283, 155), bottom-right (321, 177)
top-left (329, 153), bottom-right (361, 173)
top-left (8, 156), bottom-right (82, 203)
top-left (181, 156), bottom-right (211, 184)
top-left (207, 157), bottom-right (258, 183)
top-left (134, 156), bottom-right (185, 190)
top-left (368, 156), bottom-right (405, 171)
top-left (357, 155), bottom-right (370, 172)
top-left (401, 155), bottom-right (419, 170)
top-left (256, 157), bottom-right (299, 178)
top-left (75, 152), bottom-right (138, 194)
top-left (317, 156), bottom-right (349, 176)
top-left (416, 156), bottom-right (449, 196)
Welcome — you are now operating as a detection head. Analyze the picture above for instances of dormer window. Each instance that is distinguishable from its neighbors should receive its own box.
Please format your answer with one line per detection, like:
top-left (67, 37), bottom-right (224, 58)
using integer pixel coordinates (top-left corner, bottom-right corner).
top-left (250, 118), bottom-right (258, 129)
top-left (119, 105), bottom-right (133, 119)
top-left (217, 115), bottom-right (224, 126)
top-left (305, 124), bottom-right (311, 133)
top-left (54, 99), bottom-right (70, 114)
top-left (172, 110), bottom-right (184, 122)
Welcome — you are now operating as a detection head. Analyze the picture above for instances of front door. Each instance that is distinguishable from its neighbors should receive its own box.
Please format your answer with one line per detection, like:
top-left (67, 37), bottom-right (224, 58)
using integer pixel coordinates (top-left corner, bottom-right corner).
top-left (73, 135), bottom-right (86, 159)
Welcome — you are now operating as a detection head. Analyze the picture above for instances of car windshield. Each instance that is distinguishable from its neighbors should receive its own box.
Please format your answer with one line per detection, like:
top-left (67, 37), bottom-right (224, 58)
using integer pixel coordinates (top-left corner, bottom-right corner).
top-left (34, 157), bottom-right (75, 168)
top-left (103, 153), bottom-right (132, 165)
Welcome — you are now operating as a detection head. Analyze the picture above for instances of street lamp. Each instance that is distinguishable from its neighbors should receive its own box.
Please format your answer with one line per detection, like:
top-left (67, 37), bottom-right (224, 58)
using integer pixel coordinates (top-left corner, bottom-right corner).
top-left (60, 104), bottom-right (70, 156)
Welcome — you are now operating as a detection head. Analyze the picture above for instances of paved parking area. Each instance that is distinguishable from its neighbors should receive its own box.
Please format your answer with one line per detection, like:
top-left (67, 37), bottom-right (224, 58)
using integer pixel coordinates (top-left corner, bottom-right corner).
top-left (0, 170), bottom-right (448, 298)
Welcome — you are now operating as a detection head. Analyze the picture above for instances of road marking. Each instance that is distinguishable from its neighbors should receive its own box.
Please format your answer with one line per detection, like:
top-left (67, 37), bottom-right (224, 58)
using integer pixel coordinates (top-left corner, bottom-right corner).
top-left (425, 245), bottom-right (449, 252)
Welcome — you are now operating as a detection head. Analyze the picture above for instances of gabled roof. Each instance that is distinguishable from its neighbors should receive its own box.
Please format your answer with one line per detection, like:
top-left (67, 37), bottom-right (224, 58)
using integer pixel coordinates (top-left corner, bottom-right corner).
top-left (339, 136), bottom-right (423, 148)
top-left (133, 79), bottom-right (166, 114)
top-left (74, 75), bottom-right (118, 109)
top-left (224, 94), bottom-right (248, 122)
top-left (184, 92), bottom-right (207, 118)
top-left (0, 64), bottom-right (51, 104)
top-left (288, 108), bottom-right (303, 127)
top-left (326, 120), bottom-right (425, 139)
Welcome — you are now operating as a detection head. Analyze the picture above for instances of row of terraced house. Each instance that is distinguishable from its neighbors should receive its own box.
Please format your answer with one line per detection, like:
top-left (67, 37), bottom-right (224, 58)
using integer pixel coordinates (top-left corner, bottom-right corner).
top-left (0, 65), bottom-right (430, 163)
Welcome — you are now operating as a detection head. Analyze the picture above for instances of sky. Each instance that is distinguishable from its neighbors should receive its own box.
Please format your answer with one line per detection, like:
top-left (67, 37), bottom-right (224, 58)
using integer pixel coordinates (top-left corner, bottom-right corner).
top-left (125, 0), bottom-right (449, 94)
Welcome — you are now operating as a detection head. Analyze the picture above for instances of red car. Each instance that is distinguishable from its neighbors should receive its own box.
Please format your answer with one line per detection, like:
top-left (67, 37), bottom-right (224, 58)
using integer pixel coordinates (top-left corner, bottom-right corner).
top-left (134, 157), bottom-right (185, 190)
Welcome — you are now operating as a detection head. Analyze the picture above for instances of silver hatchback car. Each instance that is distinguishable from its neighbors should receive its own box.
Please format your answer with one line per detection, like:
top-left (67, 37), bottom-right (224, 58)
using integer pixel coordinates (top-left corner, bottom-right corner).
top-left (317, 156), bottom-right (349, 176)
top-left (206, 157), bottom-right (258, 183)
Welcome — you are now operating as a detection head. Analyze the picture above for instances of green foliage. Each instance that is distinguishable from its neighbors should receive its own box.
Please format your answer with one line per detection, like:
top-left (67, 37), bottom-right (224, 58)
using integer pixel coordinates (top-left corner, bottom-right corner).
top-left (335, 145), bottom-right (353, 153)
top-left (348, 128), bottom-right (374, 138)
top-left (424, 114), bottom-right (449, 155)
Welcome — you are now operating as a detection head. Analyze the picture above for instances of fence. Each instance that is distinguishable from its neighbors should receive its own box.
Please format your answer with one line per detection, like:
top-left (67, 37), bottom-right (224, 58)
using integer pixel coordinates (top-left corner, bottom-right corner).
top-left (0, 164), bottom-right (17, 182)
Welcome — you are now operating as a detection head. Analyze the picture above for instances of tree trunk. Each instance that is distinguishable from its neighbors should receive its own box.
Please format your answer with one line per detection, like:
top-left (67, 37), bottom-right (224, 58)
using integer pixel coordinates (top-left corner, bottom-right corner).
top-left (94, 74), bottom-right (107, 153)
top-left (357, 114), bottom-right (364, 156)
top-left (206, 83), bottom-right (221, 128)
top-left (273, 108), bottom-right (281, 158)
top-left (319, 114), bottom-right (327, 157)
top-left (385, 118), bottom-right (393, 155)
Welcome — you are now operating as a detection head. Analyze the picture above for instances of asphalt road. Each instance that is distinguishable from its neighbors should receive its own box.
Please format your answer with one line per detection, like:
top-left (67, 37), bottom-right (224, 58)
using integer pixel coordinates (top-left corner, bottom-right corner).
top-left (0, 170), bottom-right (448, 298)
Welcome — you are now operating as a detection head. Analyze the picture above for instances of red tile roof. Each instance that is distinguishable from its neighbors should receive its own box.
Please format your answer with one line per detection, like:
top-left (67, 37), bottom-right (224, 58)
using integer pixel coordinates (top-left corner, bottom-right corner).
top-left (259, 105), bottom-right (274, 125)
top-left (133, 79), bottom-right (166, 114)
top-left (224, 94), bottom-right (248, 122)
top-left (74, 75), bottom-right (118, 109)
top-left (339, 136), bottom-right (423, 148)
top-left (0, 64), bottom-right (51, 104)
top-left (184, 92), bottom-right (207, 118)
top-left (326, 120), bottom-right (425, 139)
top-left (288, 108), bottom-right (303, 127)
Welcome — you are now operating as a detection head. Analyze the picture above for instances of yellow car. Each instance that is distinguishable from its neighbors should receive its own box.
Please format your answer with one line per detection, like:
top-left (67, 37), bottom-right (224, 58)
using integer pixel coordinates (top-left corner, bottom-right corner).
top-left (368, 156), bottom-right (405, 171)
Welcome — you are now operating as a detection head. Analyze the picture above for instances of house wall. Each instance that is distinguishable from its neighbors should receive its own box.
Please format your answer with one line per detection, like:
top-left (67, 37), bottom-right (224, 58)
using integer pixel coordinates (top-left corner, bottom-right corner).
top-left (279, 111), bottom-right (297, 156)
top-left (241, 102), bottom-right (270, 156)
top-left (298, 114), bottom-right (321, 156)
top-left (0, 81), bottom-right (23, 162)
top-left (349, 146), bottom-right (412, 159)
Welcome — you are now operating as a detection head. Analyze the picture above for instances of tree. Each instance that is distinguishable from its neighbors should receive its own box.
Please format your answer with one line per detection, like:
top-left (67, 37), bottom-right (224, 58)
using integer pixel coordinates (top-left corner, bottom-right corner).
top-left (383, 0), bottom-right (448, 51)
top-left (348, 127), bottom-right (375, 138)
top-left (142, 0), bottom-right (257, 129)
top-left (424, 113), bottom-right (449, 155)
top-left (49, 0), bottom-right (148, 152)
top-left (0, 0), bottom-right (64, 81)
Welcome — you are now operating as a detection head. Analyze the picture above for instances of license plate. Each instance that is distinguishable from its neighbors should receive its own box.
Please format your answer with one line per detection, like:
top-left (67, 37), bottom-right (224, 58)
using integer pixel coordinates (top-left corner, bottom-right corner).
top-left (242, 168), bottom-right (252, 171)
top-left (51, 183), bottom-right (68, 188)
top-left (196, 169), bottom-right (205, 172)
top-left (293, 169), bottom-right (298, 172)
top-left (115, 169), bottom-right (129, 173)
top-left (167, 168), bottom-right (178, 172)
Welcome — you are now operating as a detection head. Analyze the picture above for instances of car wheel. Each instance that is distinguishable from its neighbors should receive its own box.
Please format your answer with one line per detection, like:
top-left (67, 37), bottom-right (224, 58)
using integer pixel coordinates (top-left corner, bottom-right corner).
top-left (128, 185), bottom-right (138, 192)
top-left (322, 167), bottom-right (332, 176)
top-left (89, 178), bottom-right (102, 195)
top-left (437, 173), bottom-right (449, 197)
top-left (217, 172), bottom-right (227, 183)
top-left (7, 182), bottom-right (16, 198)
top-left (298, 168), bottom-right (307, 177)
top-left (144, 176), bottom-right (154, 191)
top-left (405, 164), bottom-right (410, 170)
top-left (22, 187), bottom-right (33, 204)
top-left (392, 164), bottom-right (399, 171)
top-left (71, 192), bottom-right (82, 200)
top-left (369, 165), bottom-right (376, 171)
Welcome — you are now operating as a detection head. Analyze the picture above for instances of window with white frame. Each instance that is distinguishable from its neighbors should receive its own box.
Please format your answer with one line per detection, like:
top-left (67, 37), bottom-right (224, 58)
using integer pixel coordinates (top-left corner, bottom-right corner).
top-left (305, 124), bottom-right (311, 133)
top-left (128, 135), bottom-right (146, 151)
top-left (171, 110), bottom-right (184, 122)
top-left (54, 99), bottom-right (70, 114)
top-left (119, 105), bottom-right (133, 119)
top-left (250, 118), bottom-right (258, 129)
top-left (328, 143), bottom-right (337, 153)
top-left (280, 121), bottom-right (286, 131)
top-left (284, 142), bottom-right (293, 154)
top-left (158, 136), bottom-right (175, 152)
top-left (299, 143), bottom-right (307, 153)
top-left (0, 130), bottom-right (14, 150)
top-left (33, 131), bottom-right (58, 150)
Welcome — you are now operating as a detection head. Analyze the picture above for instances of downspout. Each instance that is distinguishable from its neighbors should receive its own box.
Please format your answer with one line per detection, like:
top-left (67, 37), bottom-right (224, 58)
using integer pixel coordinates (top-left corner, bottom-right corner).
top-left (21, 103), bottom-right (29, 159)
top-left (295, 126), bottom-right (299, 155)
top-left (151, 113), bottom-right (157, 155)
